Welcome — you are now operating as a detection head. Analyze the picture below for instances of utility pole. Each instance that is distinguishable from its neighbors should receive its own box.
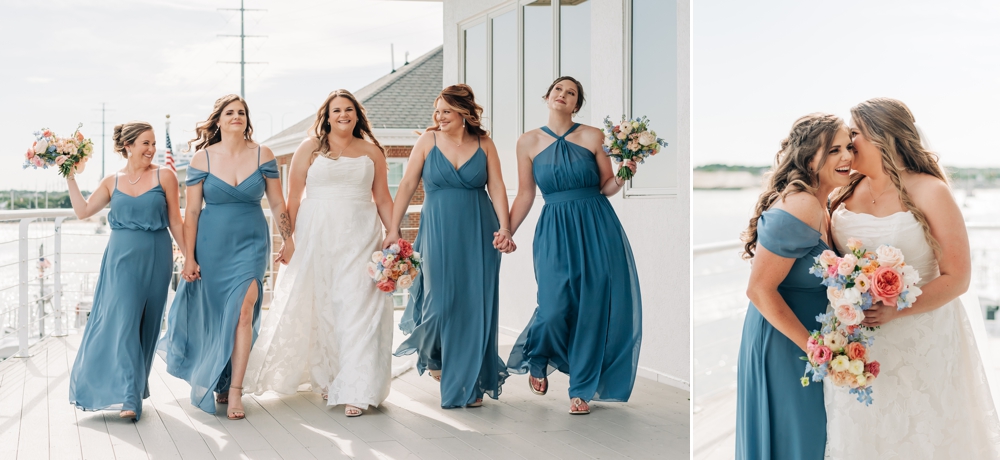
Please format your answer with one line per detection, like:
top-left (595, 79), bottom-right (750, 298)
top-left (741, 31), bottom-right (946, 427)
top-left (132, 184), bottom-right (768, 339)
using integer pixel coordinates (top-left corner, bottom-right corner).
top-left (219, 0), bottom-right (267, 99)
top-left (92, 103), bottom-right (114, 178)
top-left (390, 43), bottom-right (396, 73)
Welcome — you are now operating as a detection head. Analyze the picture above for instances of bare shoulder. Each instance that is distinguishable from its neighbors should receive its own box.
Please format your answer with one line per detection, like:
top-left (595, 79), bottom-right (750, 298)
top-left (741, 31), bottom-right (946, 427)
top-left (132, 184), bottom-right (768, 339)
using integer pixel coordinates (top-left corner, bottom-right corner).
top-left (258, 144), bottom-right (276, 162)
top-left (159, 167), bottom-right (179, 186)
top-left (478, 134), bottom-right (497, 150)
top-left (189, 150), bottom-right (208, 170)
top-left (363, 141), bottom-right (387, 164)
top-left (772, 191), bottom-right (824, 230)
top-left (577, 123), bottom-right (604, 140)
top-left (905, 172), bottom-right (954, 207)
top-left (297, 136), bottom-right (321, 151)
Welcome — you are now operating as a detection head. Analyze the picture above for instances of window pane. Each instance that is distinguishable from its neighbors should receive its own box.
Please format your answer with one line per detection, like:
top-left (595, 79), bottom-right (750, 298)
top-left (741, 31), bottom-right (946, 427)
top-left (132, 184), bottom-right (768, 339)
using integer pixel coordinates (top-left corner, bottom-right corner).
top-left (523, 1), bottom-right (553, 132)
top-left (387, 161), bottom-right (405, 199)
top-left (630, 0), bottom-right (677, 190)
top-left (491, 10), bottom-right (518, 188)
top-left (559, 0), bottom-right (591, 124)
top-left (464, 22), bottom-right (488, 125)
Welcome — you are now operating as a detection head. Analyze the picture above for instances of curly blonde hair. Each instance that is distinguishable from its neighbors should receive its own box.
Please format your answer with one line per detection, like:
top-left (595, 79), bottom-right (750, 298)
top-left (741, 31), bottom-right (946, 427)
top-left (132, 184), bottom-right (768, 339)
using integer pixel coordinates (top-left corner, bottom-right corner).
top-left (741, 113), bottom-right (845, 259)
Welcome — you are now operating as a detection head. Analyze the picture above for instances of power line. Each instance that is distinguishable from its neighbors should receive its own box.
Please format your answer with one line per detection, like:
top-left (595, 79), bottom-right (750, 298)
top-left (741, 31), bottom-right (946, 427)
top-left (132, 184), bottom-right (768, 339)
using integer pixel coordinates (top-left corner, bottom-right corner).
top-left (218, 0), bottom-right (268, 99)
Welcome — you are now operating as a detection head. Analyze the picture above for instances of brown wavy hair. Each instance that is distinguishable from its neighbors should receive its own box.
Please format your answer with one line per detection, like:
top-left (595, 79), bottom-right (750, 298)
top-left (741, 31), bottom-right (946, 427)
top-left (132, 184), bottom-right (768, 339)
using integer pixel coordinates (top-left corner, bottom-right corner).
top-left (112, 121), bottom-right (154, 158)
top-left (829, 98), bottom-right (947, 254)
top-left (188, 94), bottom-right (255, 152)
top-left (543, 76), bottom-right (586, 114)
top-left (425, 84), bottom-right (490, 137)
top-left (741, 113), bottom-right (845, 259)
top-left (309, 89), bottom-right (385, 158)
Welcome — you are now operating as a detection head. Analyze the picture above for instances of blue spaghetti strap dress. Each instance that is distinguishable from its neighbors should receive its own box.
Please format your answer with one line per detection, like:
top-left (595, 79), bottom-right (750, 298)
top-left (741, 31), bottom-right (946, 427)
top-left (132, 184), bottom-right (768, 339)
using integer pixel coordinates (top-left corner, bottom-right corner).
top-left (69, 168), bottom-right (172, 420)
top-left (735, 208), bottom-right (828, 459)
top-left (394, 134), bottom-right (508, 408)
top-left (158, 147), bottom-right (278, 414)
top-left (506, 124), bottom-right (642, 402)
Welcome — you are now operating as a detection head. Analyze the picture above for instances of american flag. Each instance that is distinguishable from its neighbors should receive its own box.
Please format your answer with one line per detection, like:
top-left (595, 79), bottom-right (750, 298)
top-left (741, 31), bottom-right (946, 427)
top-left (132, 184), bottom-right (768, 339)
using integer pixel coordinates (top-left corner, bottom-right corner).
top-left (164, 117), bottom-right (176, 172)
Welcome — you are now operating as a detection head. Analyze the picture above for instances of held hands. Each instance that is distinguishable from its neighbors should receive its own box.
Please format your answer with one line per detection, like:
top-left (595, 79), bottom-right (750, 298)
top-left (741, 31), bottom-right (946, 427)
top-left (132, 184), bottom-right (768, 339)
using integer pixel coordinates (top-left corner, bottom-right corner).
top-left (492, 229), bottom-right (516, 254)
top-left (382, 230), bottom-right (402, 250)
top-left (182, 259), bottom-right (201, 282)
top-left (275, 238), bottom-right (295, 265)
top-left (860, 301), bottom-right (904, 328)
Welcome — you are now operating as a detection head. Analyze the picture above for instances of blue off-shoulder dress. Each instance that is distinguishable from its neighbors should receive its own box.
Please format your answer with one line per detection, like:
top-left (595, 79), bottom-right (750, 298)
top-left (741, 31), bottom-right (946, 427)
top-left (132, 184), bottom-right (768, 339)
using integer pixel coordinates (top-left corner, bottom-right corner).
top-left (735, 208), bottom-right (828, 460)
top-left (506, 124), bottom-right (642, 403)
top-left (158, 147), bottom-right (278, 414)
top-left (394, 134), bottom-right (508, 408)
top-left (69, 169), bottom-right (173, 420)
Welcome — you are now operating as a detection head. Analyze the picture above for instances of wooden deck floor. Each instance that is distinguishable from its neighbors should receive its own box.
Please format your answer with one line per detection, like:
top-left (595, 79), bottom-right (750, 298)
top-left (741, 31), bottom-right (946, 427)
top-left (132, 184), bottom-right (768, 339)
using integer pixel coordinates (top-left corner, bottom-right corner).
top-left (0, 313), bottom-right (690, 460)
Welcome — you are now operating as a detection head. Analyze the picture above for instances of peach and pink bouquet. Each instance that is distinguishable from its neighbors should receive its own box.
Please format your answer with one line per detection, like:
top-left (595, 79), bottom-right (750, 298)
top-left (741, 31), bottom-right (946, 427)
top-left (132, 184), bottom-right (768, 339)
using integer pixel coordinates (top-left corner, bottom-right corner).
top-left (23, 124), bottom-right (94, 178)
top-left (601, 115), bottom-right (667, 181)
top-left (800, 312), bottom-right (880, 405)
top-left (367, 238), bottom-right (421, 294)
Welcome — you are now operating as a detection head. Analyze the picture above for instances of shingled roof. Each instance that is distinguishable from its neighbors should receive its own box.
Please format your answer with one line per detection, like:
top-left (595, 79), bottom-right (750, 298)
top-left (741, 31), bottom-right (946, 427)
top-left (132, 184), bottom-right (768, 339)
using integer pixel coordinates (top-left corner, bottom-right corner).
top-left (265, 45), bottom-right (442, 145)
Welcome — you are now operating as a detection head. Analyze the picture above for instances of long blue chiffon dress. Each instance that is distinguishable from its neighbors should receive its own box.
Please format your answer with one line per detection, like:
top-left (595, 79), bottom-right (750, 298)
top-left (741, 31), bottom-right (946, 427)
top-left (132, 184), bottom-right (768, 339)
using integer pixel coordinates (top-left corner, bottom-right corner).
top-left (69, 169), bottom-right (173, 420)
top-left (158, 147), bottom-right (278, 414)
top-left (735, 208), bottom-right (827, 459)
top-left (506, 124), bottom-right (642, 403)
top-left (393, 133), bottom-right (508, 408)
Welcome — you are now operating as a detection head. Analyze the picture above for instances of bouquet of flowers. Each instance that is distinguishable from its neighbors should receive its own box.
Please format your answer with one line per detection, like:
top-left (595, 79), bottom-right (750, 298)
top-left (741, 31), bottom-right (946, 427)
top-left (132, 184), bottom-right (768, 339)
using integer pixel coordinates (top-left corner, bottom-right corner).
top-left (367, 238), bottom-right (421, 293)
top-left (601, 115), bottom-right (667, 181)
top-left (23, 124), bottom-right (94, 178)
top-left (800, 239), bottom-right (922, 405)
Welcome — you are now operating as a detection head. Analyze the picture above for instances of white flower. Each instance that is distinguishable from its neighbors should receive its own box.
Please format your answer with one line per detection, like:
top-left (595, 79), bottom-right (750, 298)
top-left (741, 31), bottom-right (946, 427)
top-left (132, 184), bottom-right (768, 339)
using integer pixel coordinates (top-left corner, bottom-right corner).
top-left (841, 287), bottom-right (862, 306)
top-left (848, 359), bottom-right (866, 376)
top-left (34, 140), bottom-right (48, 154)
top-left (366, 262), bottom-right (378, 279)
top-left (603, 137), bottom-right (613, 147)
top-left (830, 355), bottom-right (850, 372)
top-left (903, 285), bottom-right (922, 305)
top-left (638, 131), bottom-right (656, 146)
top-left (824, 331), bottom-right (848, 350)
top-left (371, 251), bottom-right (383, 263)
top-left (411, 251), bottom-right (420, 262)
top-left (876, 245), bottom-right (905, 268)
top-left (620, 123), bottom-right (633, 134)
top-left (389, 243), bottom-right (400, 254)
top-left (899, 264), bottom-right (920, 286)
top-left (631, 121), bottom-right (640, 129)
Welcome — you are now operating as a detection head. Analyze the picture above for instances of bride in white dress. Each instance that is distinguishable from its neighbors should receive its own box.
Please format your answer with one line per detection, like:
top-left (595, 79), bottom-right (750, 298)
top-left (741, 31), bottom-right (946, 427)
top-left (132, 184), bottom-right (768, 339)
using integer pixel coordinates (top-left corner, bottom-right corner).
top-left (825, 98), bottom-right (1000, 458)
top-left (244, 90), bottom-right (395, 417)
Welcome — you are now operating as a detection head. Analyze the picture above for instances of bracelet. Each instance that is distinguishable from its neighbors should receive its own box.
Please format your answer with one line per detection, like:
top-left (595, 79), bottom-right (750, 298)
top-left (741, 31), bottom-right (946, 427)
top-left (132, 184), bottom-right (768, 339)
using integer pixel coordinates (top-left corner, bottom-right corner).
top-left (66, 175), bottom-right (75, 181)
top-left (614, 177), bottom-right (623, 186)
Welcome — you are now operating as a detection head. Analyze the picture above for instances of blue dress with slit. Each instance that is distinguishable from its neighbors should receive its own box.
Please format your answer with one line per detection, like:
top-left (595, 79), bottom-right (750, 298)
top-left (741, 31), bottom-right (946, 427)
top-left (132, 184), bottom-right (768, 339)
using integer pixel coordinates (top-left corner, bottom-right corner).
top-left (506, 124), bottom-right (642, 402)
top-left (69, 169), bottom-right (172, 420)
top-left (393, 134), bottom-right (508, 408)
top-left (158, 147), bottom-right (278, 414)
top-left (735, 208), bottom-right (827, 459)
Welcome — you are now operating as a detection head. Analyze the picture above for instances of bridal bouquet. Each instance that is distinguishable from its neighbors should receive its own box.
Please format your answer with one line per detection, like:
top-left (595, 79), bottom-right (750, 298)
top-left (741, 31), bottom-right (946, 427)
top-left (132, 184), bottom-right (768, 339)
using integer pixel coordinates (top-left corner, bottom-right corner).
top-left (23, 124), bottom-right (94, 178)
top-left (800, 312), bottom-right (880, 405)
top-left (367, 238), bottom-right (421, 293)
top-left (601, 115), bottom-right (667, 181)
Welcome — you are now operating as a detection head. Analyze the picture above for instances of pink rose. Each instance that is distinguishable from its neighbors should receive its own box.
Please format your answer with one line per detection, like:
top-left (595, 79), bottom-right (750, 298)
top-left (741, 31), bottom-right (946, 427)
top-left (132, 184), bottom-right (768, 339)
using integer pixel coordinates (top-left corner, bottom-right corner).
top-left (835, 303), bottom-right (864, 326)
top-left (819, 249), bottom-right (838, 267)
top-left (845, 342), bottom-right (868, 362)
top-left (376, 278), bottom-right (396, 293)
top-left (806, 336), bottom-right (819, 352)
top-left (32, 156), bottom-right (45, 167)
top-left (26, 147), bottom-right (35, 160)
top-left (870, 266), bottom-right (904, 306)
top-left (811, 346), bottom-right (832, 365)
top-left (827, 264), bottom-right (838, 277)
top-left (866, 361), bottom-right (880, 378)
top-left (55, 155), bottom-right (68, 165)
top-left (837, 254), bottom-right (858, 276)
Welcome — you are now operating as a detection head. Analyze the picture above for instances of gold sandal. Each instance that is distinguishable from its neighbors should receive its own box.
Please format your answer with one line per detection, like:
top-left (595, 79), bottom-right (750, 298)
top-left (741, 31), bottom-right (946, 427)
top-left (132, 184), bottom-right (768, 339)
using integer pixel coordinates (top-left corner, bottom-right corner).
top-left (227, 386), bottom-right (245, 420)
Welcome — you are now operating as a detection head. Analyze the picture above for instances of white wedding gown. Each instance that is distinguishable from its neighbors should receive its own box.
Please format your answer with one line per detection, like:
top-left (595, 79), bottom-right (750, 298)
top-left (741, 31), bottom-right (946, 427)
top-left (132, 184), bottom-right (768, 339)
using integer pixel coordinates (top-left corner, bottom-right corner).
top-left (826, 204), bottom-right (1000, 458)
top-left (244, 155), bottom-right (393, 409)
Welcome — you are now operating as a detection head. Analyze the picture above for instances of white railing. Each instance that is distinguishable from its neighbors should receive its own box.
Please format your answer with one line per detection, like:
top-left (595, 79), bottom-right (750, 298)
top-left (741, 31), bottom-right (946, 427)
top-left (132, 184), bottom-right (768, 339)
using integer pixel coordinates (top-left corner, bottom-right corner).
top-left (692, 223), bottom-right (1000, 408)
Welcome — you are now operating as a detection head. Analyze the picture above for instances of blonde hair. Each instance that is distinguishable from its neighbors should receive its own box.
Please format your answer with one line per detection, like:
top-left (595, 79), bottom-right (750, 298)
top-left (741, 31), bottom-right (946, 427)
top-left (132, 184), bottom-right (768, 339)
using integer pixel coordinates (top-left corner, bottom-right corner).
top-left (741, 113), bottom-right (845, 259)
top-left (188, 94), bottom-right (255, 152)
top-left (309, 89), bottom-right (385, 157)
top-left (112, 121), bottom-right (154, 158)
top-left (425, 84), bottom-right (490, 137)
top-left (830, 97), bottom-right (947, 254)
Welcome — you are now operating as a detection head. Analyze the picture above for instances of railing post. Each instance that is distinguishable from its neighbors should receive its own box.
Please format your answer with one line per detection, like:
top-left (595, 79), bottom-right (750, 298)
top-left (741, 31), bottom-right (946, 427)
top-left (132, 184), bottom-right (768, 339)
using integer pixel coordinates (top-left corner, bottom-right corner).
top-left (53, 217), bottom-right (66, 337)
top-left (15, 217), bottom-right (36, 358)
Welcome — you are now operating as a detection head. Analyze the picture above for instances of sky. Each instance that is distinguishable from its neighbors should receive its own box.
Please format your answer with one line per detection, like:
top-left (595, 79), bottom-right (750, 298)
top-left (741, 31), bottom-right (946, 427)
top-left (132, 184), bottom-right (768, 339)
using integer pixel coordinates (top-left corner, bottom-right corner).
top-left (1, 0), bottom-right (443, 191)
top-left (693, 0), bottom-right (1000, 167)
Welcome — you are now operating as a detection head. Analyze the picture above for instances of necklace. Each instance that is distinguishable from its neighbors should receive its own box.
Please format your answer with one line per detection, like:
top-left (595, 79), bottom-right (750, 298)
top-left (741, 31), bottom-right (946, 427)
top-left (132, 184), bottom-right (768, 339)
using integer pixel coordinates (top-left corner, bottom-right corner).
top-left (443, 132), bottom-right (463, 147)
top-left (327, 137), bottom-right (353, 159)
top-left (126, 169), bottom-right (144, 185)
top-left (867, 177), bottom-right (890, 204)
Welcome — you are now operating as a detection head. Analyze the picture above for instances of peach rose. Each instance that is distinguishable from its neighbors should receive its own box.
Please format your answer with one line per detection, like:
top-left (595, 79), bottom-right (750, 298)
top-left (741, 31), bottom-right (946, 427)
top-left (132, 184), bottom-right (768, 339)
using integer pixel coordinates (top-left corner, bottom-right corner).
top-left (824, 330), bottom-right (848, 351)
top-left (846, 238), bottom-right (864, 252)
top-left (837, 254), bottom-right (858, 276)
top-left (397, 274), bottom-right (413, 289)
top-left (870, 265), bottom-right (904, 306)
top-left (834, 303), bottom-right (864, 326)
top-left (876, 245), bottom-right (905, 268)
top-left (829, 370), bottom-right (854, 387)
top-left (827, 286), bottom-right (844, 302)
top-left (371, 251), bottom-right (383, 263)
top-left (376, 278), bottom-right (396, 293)
top-left (398, 238), bottom-right (413, 258)
top-left (819, 249), bottom-right (838, 267)
top-left (845, 342), bottom-right (868, 362)
top-left (865, 361), bottom-right (880, 378)
top-left (366, 262), bottom-right (378, 278)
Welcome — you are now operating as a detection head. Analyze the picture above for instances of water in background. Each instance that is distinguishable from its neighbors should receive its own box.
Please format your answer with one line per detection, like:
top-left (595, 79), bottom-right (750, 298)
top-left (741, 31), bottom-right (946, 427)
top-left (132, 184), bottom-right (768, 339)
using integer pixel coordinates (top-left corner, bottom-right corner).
top-left (693, 187), bottom-right (1000, 405)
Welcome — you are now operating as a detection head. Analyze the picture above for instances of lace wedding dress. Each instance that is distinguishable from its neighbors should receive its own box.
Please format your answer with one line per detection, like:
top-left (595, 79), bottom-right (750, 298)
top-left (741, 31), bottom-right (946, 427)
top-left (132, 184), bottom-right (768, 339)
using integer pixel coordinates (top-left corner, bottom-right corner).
top-left (244, 155), bottom-right (393, 409)
top-left (825, 204), bottom-right (1000, 458)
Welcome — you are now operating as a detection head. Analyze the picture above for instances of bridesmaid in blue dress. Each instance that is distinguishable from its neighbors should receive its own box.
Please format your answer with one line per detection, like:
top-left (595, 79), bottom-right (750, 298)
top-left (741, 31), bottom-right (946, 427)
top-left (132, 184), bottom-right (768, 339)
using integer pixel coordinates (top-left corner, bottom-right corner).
top-left (159, 95), bottom-right (293, 420)
top-left (387, 84), bottom-right (515, 409)
top-left (735, 113), bottom-right (853, 459)
top-left (67, 121), bottom-right (186, 420)
top-left (505, 76), bottom-right (641, 415)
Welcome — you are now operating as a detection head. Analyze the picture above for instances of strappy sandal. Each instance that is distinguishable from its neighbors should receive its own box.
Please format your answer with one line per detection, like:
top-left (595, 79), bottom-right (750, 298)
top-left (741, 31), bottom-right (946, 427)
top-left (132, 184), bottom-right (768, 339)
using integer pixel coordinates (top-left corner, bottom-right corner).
top-left (216, 392), bottom-right (229, 404)
top-left (227, 386), bottom-right (245, 420)
top-left (345, 405), bottom-right (363, 417)
top-left (466, 398), bottom-right (483, 408)
top-left (569, 397), bottom-right (590, 415)
top-left (529, 375), bottom-right (548, 395)
top-left (119, 410), bottom-right (137, 420)
top-left (429, 369), bottom-right (442, 382)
